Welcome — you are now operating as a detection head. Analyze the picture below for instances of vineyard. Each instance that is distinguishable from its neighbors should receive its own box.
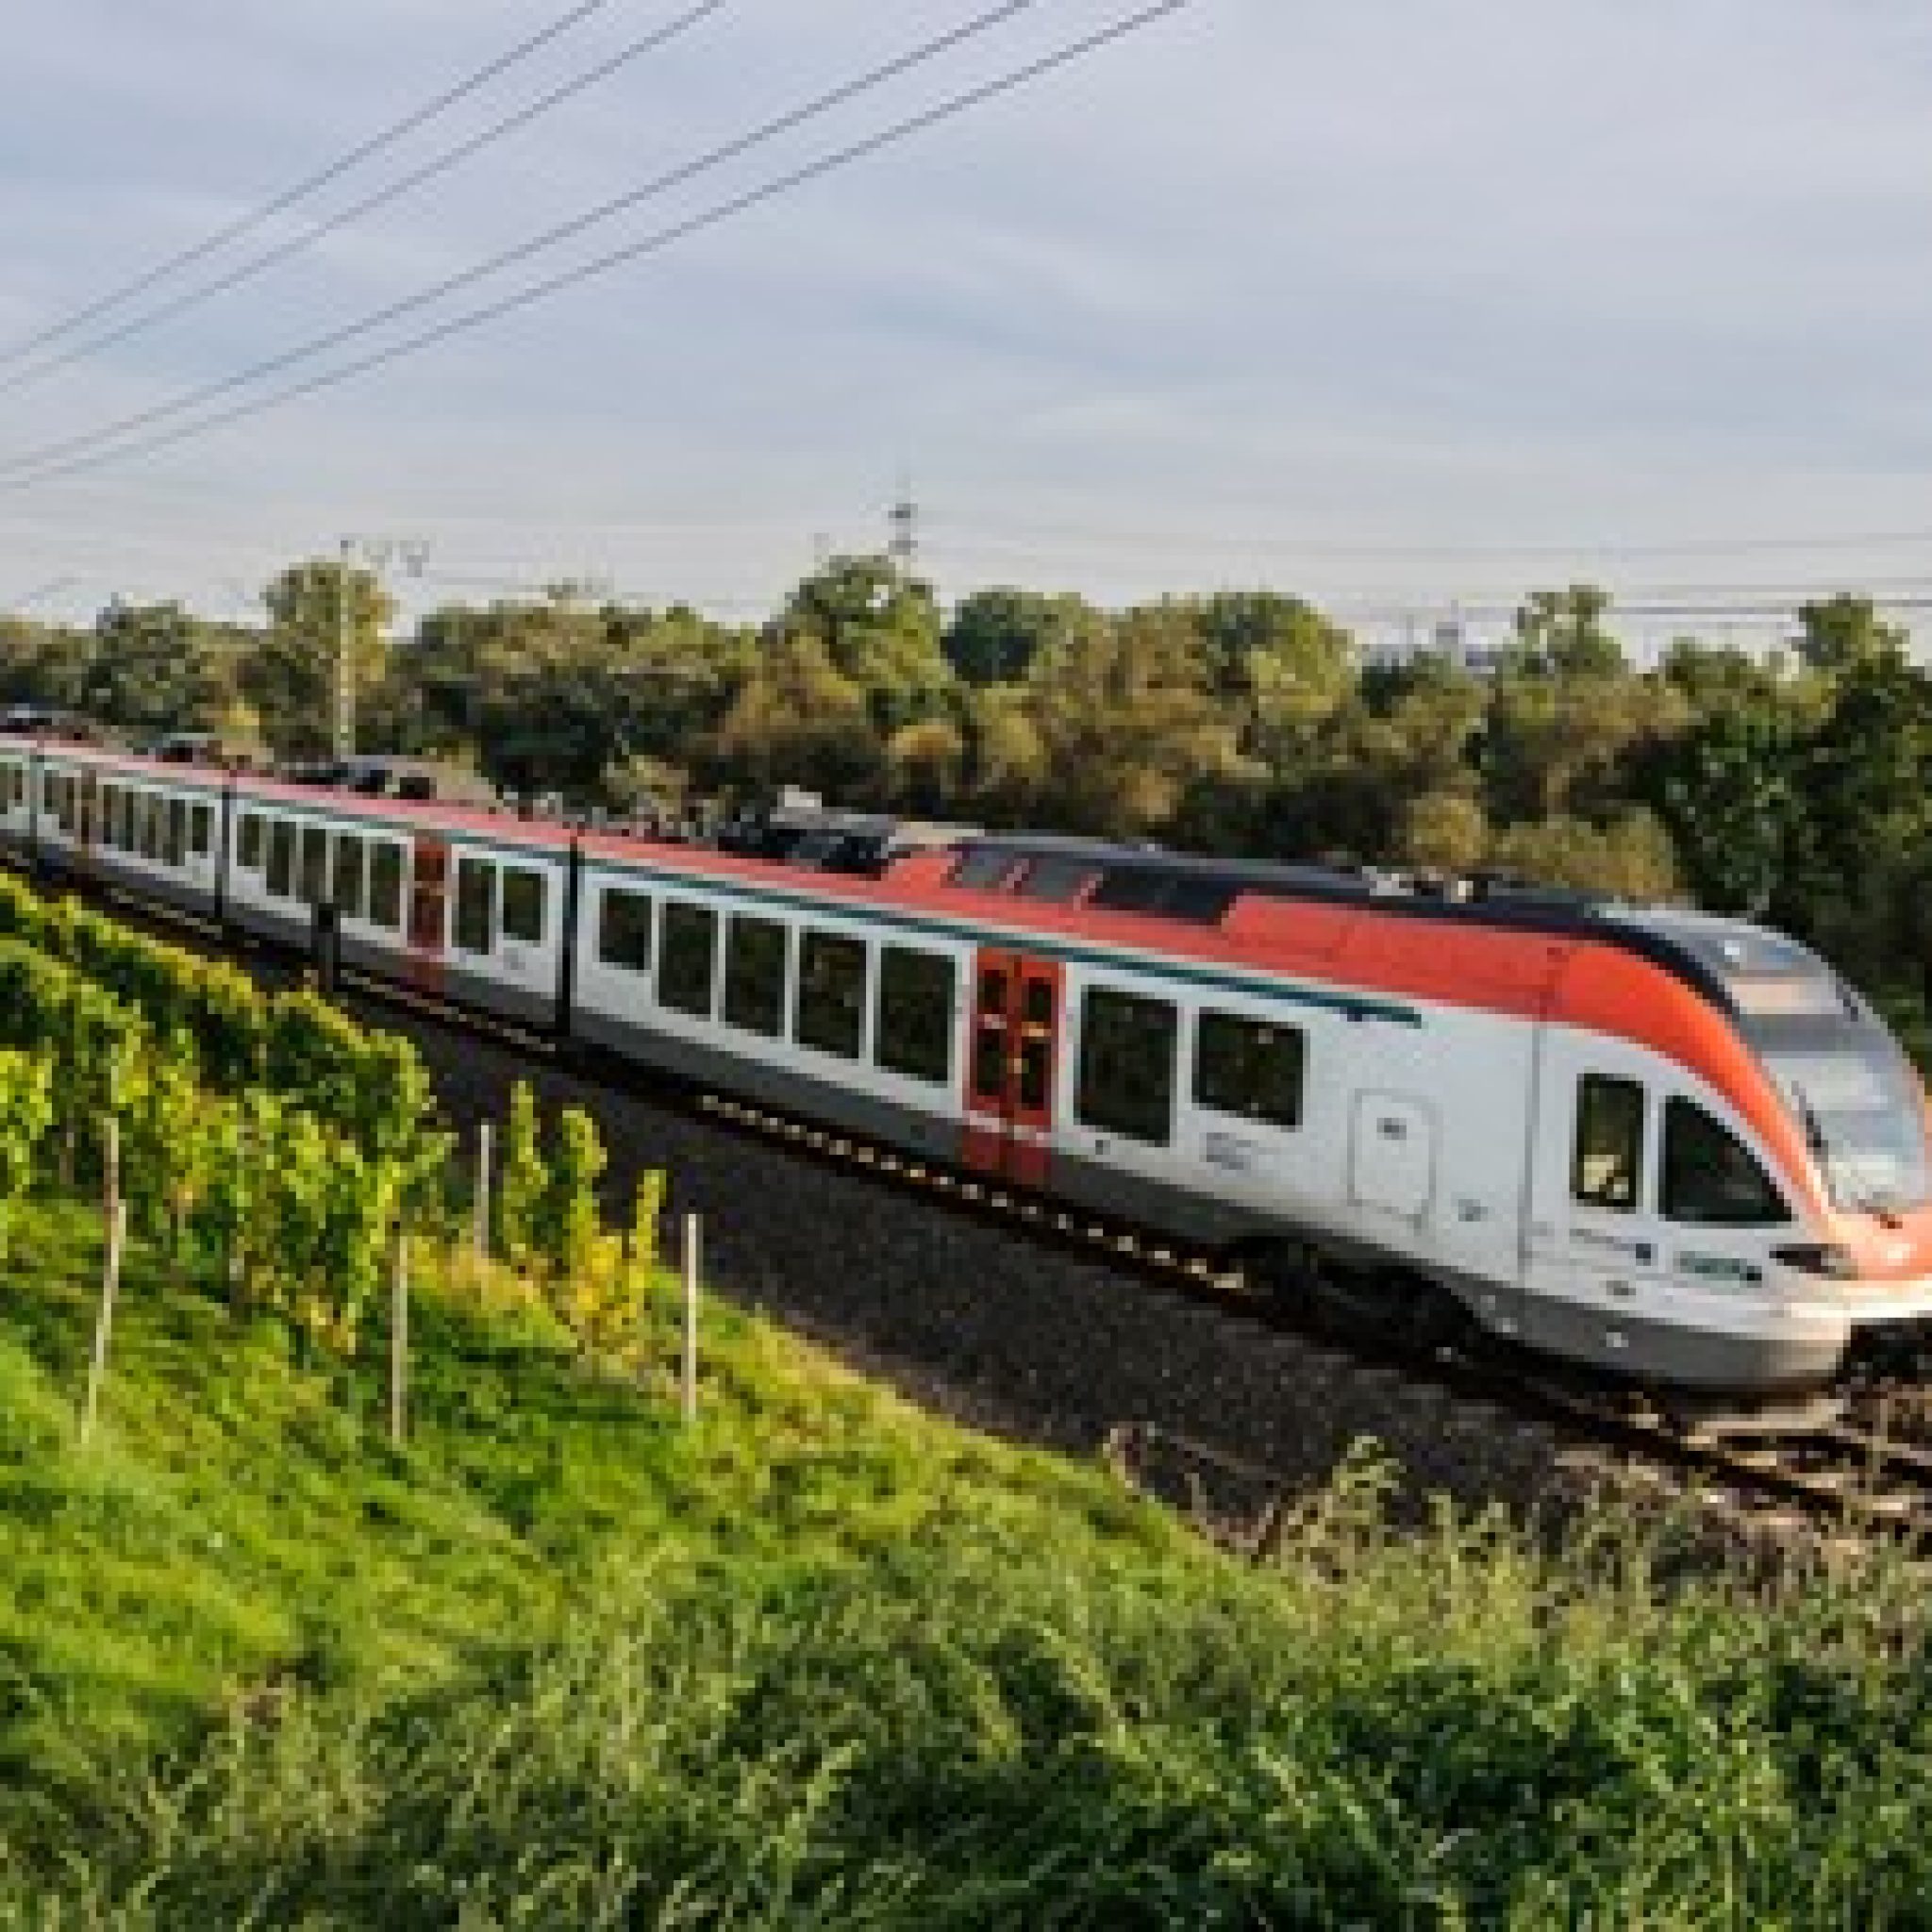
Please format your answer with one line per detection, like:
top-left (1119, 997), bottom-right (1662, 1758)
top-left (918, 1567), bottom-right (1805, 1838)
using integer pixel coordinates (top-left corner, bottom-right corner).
top-left (0, 871), bottom-right (666, 1377)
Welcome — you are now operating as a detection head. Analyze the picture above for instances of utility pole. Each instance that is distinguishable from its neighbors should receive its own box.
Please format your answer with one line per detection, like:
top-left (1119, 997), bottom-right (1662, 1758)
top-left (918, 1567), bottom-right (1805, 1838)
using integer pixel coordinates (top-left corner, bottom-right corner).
top-left (888, 474), bottom-right (918, 572)
top-left (335, 536), bottom-right (429, 759)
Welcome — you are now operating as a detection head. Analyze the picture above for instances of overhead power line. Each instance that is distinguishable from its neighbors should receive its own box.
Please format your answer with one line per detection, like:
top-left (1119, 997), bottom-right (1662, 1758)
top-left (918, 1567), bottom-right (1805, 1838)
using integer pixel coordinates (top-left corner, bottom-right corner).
top-left (935, 515), bottom-right (1932, 563)
top-left (0, 0), bottom-right (1167, 489)
top-left (0, 0), bottom-right (620, 370)
top-left (0, 0), bottom-right (732, 399)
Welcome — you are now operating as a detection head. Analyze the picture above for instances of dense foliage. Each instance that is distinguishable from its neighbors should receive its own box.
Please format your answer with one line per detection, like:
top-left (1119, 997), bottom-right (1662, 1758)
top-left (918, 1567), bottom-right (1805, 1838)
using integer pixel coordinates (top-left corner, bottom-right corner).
top-left (8, 566), bottom-right (1927, 991)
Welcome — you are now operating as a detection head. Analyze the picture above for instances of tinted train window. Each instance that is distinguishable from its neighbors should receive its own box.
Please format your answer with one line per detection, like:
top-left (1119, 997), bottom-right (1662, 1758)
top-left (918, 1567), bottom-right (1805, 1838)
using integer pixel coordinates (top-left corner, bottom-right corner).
top-left (333, 835), bottom-right (366, 922)
top-left (189, 802), bottom-right (213, 858)
top-left (1663, 1100), bottom-right (1787, 1225)
top-left (598, 888), bottom-right (653, 972)
top-left (166, 798), bottom-right (189, 869)
top-left (454, 856), bottom-right (495, 953)
top-left (948, 849), bottom-right (1015, 891)
top-left (1089, 870), bottom-right (1170, 914)
top-left (368, 843), bottom-right (405, 930)
top-left (876, 946), bottom-right (955, 1084)
top-left (1195, 1012), bottom-right (1306, 1128)
top-left (1017, 858), bottom-right (1095, 903)
top-left (299, 824), bottom-right (329, 904)
top-left (724, 914), bottom-right (789, 1037)
top-left (658, 902), bottom-right (718, 1016)
top-left (142, 793), bottom-right (166, 861)
top-left (1574, 1074), bottom-right (1644, 1212)
top-left (1076, 987), bottom-right (1178, 1144)
top-left (796, 930), bottom-right (866, 1058)
top-left (238, 812), bottom-right (264, 870)
top-left (266, 818), bottom-right (296, 897)
top-left (502, 867), bottom-right (546, 945)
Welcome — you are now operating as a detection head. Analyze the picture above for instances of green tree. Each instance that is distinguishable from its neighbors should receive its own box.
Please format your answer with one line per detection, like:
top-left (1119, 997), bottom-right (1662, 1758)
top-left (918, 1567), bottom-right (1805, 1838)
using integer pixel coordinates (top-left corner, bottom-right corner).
top-left (1510, 585), bottom-right (1624, 676)
top-left (708, 628), bottom-right (885, 803)
top-left (943, 588), bottom-right (1095, 687)
top-left (781, 556), bottom-right (952, 736)
top-left (81, 601), bottom-right (237, 738)
top-left (1487, 809), bottom-right (1680, 901)
top-left (1025, 604), bottom-right (1239, 837)
top-left (1794, 593), bottom-right (1907, 677)
top-left (243, 558), bottom-right (394, 758)
top-left (1647, 694), bottom-right (1808, 918)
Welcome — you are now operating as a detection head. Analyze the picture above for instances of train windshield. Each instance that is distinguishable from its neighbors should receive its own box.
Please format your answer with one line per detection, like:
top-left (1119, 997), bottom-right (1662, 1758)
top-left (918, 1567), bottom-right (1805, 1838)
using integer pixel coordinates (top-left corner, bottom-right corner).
top-left (1753, 1020), bottom-right (1932, 1215)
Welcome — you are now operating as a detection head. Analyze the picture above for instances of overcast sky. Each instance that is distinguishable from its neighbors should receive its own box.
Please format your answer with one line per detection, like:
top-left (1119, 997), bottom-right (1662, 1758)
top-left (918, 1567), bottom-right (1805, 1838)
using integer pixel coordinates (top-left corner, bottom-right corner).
top-left (1, 0), bottom-right (1929, 648)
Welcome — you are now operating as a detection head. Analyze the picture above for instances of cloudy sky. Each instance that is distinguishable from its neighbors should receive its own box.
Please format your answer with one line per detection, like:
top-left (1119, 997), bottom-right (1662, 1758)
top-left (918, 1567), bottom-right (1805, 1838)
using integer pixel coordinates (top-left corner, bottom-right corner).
top-left (1, 0), bottom-right (1928, 648)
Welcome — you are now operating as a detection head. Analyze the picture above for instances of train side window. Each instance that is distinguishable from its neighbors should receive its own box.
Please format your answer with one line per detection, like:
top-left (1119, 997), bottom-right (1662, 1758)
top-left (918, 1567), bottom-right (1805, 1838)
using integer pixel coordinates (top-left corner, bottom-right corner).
top-left (165, 797), bottom-right (189, 868)
top-left (1574, 1074), bottom-right (1645, 1212)
top-left (1076, 986), bottom-right (1178, 1145)
top-left (1662, 1099), bottom-right (1788, 1226)
top-left (333, 834), bottom-right (367, 922)
top-left (299, 824), bottom-right (329, 904)
top-left (142, 792), bottom-right (166, 862)
top-left (266, 818), bottom-right (296, 897)
top-left (724, 913), bottom-right (789, 1036)
top-left (875, 946), bottom-right (955, 1084)
top-left (796, 929), bottom-right (866, 1058)
top-left (501, 867), bottom-right (546, 945)
top-left (368, 842), bottom-right (405, 930)
top-left (189, 802), bottom-right (213, 858)
top-left (1196, 1012), bottom-right (1306, 1129)
top-left (658, 902), bottom-right (719, 1017)
top-left (454, 856), bottom-right (496, 954)
top-left (597, 888), bottom-right (653, 972)
top-left (238, 811), bottom-right (264, 871)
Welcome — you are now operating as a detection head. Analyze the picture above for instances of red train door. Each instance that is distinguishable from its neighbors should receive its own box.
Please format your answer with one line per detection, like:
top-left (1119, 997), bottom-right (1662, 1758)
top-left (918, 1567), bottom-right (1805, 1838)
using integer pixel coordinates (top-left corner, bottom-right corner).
top-left (406, 834), bottom-right (449, 993)
top-left (963, 948), bottom-right (1062, 1187)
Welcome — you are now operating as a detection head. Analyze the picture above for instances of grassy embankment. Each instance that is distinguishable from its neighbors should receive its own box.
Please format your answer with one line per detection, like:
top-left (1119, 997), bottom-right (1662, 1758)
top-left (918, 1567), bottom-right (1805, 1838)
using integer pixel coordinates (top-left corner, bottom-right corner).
top-left (0, 1193), bottom-right (1930, 1926)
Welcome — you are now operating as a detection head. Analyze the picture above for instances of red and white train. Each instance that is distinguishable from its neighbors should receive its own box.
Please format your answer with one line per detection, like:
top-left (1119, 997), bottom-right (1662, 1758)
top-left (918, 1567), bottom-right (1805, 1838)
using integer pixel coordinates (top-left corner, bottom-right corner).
top-left (4, 729), bottom-right (1929, 1393)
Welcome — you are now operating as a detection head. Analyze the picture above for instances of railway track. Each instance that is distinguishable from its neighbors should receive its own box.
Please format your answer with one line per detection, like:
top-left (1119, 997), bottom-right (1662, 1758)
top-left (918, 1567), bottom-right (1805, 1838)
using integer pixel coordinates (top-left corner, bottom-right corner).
top-left (56, 870), bottom-right (1932, 1560)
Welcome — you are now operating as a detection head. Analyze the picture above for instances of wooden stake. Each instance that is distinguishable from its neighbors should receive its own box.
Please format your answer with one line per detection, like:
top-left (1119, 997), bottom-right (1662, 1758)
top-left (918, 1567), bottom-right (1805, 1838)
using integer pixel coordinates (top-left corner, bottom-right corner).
top-left (79, 1118), bottom-right (125, 1448)
top-left (473, 1122), bottom-right (492, 1267)
top-left (390, 1227), bottom-right (409, 1447)
top-left (681, 1212), bottom-right (700, 1424)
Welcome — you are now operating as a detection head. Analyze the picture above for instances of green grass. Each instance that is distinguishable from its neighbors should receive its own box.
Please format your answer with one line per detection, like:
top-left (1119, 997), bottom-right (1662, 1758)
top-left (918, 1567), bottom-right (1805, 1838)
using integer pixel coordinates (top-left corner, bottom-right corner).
top-left (2, 1203), bottom-right (1932, 1926)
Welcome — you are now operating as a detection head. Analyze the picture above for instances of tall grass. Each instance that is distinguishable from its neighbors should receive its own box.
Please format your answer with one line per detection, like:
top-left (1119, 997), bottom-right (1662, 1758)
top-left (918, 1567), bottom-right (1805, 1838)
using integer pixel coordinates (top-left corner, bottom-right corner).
top-left (1, 1199), bottom-right (1930, 1925)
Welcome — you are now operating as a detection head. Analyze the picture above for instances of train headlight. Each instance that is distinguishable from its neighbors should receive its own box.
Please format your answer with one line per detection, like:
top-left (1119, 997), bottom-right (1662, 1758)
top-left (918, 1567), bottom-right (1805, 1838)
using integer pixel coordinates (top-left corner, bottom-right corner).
top-left (1771, 1242), bottom-right (1859, 1279)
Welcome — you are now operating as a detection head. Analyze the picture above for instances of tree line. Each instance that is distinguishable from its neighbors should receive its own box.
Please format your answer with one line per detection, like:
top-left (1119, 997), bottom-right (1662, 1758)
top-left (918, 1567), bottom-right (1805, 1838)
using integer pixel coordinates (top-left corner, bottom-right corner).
top-left (2, 558), bottom-right (1926, 992)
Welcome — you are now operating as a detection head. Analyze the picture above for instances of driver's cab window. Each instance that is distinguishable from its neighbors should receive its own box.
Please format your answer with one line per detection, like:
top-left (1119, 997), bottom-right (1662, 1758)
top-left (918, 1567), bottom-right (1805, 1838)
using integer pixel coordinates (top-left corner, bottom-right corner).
top-left (1574, 1074), bottom-right (1644, 1211)
top-left (1662, 1098), bottom-right (1788, 1225)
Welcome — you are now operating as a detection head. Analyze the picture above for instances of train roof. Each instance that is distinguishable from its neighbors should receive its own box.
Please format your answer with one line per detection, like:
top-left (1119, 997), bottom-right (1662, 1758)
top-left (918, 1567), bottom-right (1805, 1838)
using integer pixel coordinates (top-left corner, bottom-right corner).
top-left (11, 731), bottom-right (1834, 1023)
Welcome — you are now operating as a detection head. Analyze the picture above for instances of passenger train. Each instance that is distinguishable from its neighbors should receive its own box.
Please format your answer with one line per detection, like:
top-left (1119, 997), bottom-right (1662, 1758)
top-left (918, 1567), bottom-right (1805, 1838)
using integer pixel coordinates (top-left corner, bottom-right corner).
top-left (4, 729), bottom-right (1930, 1395)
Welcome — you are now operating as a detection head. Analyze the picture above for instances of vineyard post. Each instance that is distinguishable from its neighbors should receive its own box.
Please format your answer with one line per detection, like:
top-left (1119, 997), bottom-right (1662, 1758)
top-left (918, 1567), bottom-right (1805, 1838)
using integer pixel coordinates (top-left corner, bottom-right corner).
top-left (390, 1224), bottom-right (409, 1447)
top-left (473, 1122), bottom-right (492, 1270)
top-left (681, 1212), bottom-right (700, 1424)
top-left (79, 1116), bottom-right (125, 1448)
